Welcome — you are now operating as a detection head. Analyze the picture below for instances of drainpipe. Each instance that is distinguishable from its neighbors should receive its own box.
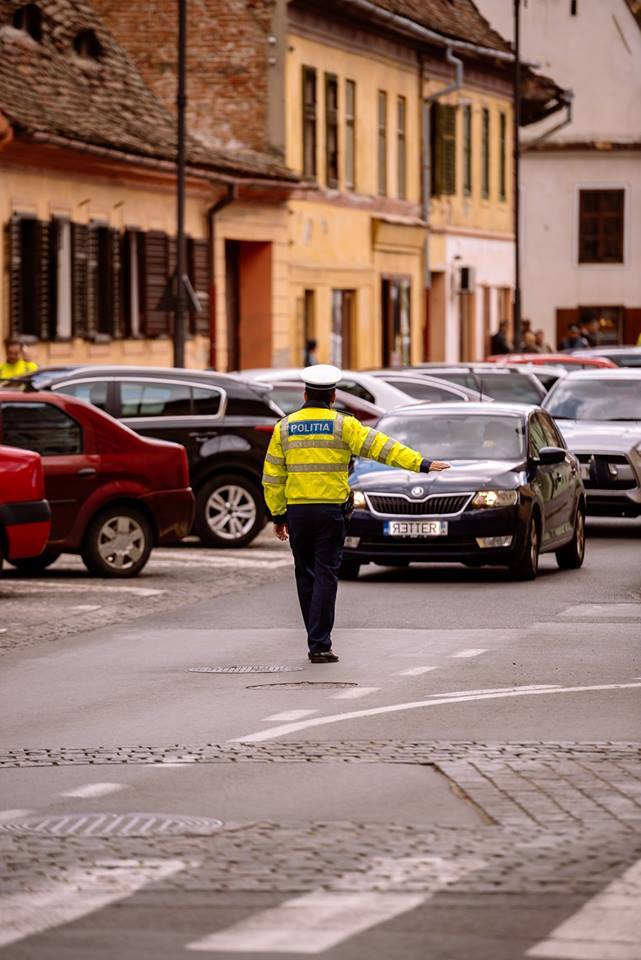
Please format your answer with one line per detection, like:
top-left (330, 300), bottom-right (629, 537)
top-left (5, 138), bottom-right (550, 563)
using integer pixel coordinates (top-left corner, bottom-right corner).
top-left (421, 48), bottom-right (463, 359)
top-left (526, 90), bottom-right (574, 147)
top-left (207, 184), bottom-right (237, 370)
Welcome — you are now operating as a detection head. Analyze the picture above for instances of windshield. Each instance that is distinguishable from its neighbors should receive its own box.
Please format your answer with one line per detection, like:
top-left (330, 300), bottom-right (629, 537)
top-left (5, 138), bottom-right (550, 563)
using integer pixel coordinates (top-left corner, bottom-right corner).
top-left (376, 414), bottom-right (526, 461)
top-left (473, 374), bottom-right (543, 404)
top-left (543, 378), bottom-right (641, 420)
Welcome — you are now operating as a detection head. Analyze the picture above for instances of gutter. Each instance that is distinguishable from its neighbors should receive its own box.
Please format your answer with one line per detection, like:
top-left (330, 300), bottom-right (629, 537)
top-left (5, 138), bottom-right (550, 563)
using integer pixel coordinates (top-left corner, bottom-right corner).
top-left (420, 47), bottom-right (463, 359)
top-left (207, 184), bottom-right (237, 370)
top-left (525, 89), bottom-right (574, 148)
top-left (341, 0), bottom-right (521, 64)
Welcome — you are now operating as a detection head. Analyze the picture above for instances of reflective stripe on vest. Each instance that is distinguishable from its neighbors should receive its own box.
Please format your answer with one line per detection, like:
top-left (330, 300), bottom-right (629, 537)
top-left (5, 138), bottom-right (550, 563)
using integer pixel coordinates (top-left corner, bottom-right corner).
top-left (287, 462), bottom-right (348, 473)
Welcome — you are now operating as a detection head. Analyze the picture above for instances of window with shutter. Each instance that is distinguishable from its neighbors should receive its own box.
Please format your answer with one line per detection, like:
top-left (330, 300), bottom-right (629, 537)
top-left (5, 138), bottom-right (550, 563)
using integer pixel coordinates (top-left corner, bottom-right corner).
top-left (86, 224), bottom-right (99, 338)
top-left (578, 189), bottom-right (624, 263)
top-left (302, 66), bottom-right (317, 178)
top-left (481, 108), bottom-right (490, 199)
top-left (7, 216), bottom-right (23, 339)
top-left (111, 228), bottom-right (123, 338)
top-left (140, 231), bottom-right (171, 338)
top-left (431, 103), bottom-right (457, 196)
top-left (188, 238), bottom-right (210, 335)
top-left (6, 216), bottom-right (51, 339)
top-left (36, 220), bottom-right (50, 341)
top-left (122, 229), bottom-right (143, 338)
top-left (325, 73), bottom-right (338, 188)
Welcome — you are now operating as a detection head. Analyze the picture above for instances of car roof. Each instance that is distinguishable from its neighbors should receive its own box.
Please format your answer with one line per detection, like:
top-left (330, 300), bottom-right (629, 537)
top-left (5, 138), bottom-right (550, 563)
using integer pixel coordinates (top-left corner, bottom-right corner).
top-left (572, 346), bottom-right (641, 355)
top-left (16, 365), bottom-right (269, 398)
top-left (380, 401), bottom-right (538, 416)
top-left (555, 369), bottom-right (641, 380)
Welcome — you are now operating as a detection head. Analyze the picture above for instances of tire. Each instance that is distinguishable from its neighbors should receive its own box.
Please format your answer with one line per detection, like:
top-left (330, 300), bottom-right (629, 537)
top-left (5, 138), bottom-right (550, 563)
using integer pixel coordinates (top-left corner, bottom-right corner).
top-left (338, 559), bottom-right (361, 581)
top-left (81, 506), bottom-right (152, 578)
top-left (9, 551), bottom-right (61, 574)
top-left (195, 474), bottom-right (265, 548)
top-left (555, 505), bottom-right (585, 570)
top-left (509, 513), bottom-right (540, 581)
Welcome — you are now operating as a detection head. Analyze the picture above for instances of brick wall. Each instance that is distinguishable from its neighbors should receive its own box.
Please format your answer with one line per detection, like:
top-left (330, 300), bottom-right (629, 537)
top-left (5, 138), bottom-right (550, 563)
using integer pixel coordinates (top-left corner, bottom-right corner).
top-left (90, 0), bottom-right (276, 154)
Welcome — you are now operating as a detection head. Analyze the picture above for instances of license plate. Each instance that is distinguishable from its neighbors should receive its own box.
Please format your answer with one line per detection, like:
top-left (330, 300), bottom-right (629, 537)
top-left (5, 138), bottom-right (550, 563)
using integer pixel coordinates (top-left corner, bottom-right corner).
top-left (579, 463), bottom-right (591, 480)
top-left (384, 520), bottom-right (448, 537)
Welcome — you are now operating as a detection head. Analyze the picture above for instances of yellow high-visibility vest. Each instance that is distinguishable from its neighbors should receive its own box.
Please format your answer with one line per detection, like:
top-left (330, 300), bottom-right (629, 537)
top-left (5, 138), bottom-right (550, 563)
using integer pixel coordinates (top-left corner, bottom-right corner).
top-left (0, 359), bottom-right (38, 379)
top-left (262, 406), bottom-right (426, 519)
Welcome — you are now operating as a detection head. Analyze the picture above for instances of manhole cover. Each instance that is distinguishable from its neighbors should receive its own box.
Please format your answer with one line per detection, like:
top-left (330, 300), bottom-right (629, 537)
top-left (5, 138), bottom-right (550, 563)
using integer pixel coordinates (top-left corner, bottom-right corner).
top-left (0, 812), bottom-right (223, 837)
top-left (187, 665), bottom-right (303, 674)
top-left (247, 681), bottom-right (358, 690)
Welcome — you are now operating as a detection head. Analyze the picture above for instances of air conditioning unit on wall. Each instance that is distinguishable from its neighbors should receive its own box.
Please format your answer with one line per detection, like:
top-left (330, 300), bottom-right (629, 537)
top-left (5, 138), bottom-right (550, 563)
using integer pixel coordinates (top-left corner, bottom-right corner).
top-left (455, 265), bottom-right (476, 293)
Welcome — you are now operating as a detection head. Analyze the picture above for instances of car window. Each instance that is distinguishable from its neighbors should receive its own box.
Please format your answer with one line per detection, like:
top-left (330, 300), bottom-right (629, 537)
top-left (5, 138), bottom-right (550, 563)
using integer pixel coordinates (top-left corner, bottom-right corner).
top-left (53, 380), bottom-right (109, 412)
top-left (544, 378), bottom-right (641, 420)
top-left (478, 374), bottom-right (544, 404)
top-left (386, 379), bottom-right (466, 402)
top-left (378, 413), bottom-right (525, 460)
top-left (337, 379), bottom-right (375, 404)
top-left (428, 371), bottom-right (470, 388)
top-left (192, 386), bottom-right (222, 416)
top-left (529, 415), bottom-right (548, 457)
top-left (540, 412), bottom-right (565, 448)
top-left (120, 381), bottom-right (192, 417)
top-left (1, 402), bottom-right (82, 456)
top-left (268, 387), bottom-right (302, 415)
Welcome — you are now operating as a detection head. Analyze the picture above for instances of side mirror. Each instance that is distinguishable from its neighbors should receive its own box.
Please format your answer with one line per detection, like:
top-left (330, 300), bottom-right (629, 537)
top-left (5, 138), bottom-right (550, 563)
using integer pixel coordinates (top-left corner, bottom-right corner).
top-left (538, 446), bottom-right (566, 466)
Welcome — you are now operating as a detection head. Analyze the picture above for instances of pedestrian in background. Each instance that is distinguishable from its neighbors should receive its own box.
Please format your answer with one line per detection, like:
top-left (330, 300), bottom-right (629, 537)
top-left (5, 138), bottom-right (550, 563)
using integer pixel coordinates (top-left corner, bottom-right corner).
top-left (559, 324), bottom-right (589, 350)
top-left (262, 365), bottom-right (450, 663)
top-left (581, 318), bottom-right (601, 348)
top-left (304, 338), bottom-right (318, 366)
top-left (490, 320), bottom-right (512, 355)
top-left (0, 339), bottom-right (38, 379)
top-left (535, 329), bottom-right (553, 353)
top-left (521, 330), bottom-right (541, 353)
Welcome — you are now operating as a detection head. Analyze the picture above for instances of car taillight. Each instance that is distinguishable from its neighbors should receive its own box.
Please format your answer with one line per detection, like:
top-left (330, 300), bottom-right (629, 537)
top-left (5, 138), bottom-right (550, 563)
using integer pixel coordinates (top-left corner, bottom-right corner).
top-left (179, 447), bottom-right (190, 487)
top-left (254, 424), bottom-right (275, 434)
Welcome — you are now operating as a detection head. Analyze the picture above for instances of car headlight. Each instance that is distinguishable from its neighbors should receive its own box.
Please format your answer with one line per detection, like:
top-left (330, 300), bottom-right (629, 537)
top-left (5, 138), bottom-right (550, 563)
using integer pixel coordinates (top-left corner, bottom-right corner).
top-left (471, 490), bottom-right (519, 508)
top-left (353, 490), bottom-right (367, 509)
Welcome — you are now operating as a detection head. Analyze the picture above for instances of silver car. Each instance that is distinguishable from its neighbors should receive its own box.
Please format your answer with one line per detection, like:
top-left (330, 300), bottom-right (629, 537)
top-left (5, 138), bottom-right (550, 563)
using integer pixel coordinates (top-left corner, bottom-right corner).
top-left (542, 370), bottom-right (641, 518)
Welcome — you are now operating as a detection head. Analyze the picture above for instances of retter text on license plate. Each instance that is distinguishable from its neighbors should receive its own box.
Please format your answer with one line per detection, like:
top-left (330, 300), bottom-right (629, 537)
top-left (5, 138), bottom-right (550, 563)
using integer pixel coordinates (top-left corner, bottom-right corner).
top-left (384, 520), bottom-right (448, 537)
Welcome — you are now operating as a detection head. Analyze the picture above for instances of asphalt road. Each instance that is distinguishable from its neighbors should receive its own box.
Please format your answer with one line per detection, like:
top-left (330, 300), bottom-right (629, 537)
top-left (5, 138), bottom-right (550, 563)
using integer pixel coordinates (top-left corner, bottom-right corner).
top-left (0, 518), bottom-right (640, 959)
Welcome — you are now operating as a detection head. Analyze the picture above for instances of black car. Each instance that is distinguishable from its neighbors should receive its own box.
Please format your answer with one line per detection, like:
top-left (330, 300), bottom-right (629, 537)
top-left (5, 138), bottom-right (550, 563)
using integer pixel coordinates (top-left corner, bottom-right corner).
top-left (342, 403), bottom-right (585, 581)
top-left (2, 366), bottom-right (280, 548)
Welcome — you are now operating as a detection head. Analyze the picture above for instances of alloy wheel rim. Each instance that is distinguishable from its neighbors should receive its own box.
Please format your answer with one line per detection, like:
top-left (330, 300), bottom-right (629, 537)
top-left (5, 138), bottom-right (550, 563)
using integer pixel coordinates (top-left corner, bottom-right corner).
top-left (531, 524), bottom-right (539, 571)
top-left (97, 516), bottom-right (145, 570)
top-left (206, 485), bottom-right (257, 541)
top-left (576, 511), bottom-right (585, 559)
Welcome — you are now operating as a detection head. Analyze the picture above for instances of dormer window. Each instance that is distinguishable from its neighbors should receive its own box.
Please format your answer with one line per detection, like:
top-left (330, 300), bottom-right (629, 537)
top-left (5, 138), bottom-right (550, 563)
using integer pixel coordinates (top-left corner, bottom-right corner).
top-left (12, 4), bottom-right (43, 42)
top-left (73, 28), bottom-right (103, 61)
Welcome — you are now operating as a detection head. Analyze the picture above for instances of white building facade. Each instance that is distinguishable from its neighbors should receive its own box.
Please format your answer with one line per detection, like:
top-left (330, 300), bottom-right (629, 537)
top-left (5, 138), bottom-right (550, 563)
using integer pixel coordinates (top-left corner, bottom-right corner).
top-left (476, 0), bottom-right (641, 347)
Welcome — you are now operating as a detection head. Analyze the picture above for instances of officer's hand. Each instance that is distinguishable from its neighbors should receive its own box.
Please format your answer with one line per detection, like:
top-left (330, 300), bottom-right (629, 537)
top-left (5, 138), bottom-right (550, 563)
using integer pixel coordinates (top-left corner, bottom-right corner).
top-left (429, 461), bottom-right (451, 471)
top-left (273, 523), bottom-right (289, 542)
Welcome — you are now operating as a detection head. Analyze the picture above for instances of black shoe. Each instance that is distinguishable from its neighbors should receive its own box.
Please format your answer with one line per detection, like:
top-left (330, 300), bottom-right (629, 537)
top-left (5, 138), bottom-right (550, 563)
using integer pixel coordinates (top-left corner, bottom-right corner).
top-left (308, 650), bottom-right (340, 663)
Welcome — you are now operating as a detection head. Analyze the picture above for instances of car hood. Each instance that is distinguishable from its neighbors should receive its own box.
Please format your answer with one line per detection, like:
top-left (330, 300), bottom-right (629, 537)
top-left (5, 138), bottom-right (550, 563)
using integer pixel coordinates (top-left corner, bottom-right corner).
top-left (351, 458), bottom-right (523, 492)
top-left (554, 420), bottom-right (641, 454)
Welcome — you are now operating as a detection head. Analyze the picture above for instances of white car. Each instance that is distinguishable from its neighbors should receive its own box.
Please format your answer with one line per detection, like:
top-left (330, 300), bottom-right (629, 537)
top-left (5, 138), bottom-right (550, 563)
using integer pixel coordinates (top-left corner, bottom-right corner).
top-left (242, 368), bottom-right (439, 411)
top-left (543, 369), bottom-right (641, 518)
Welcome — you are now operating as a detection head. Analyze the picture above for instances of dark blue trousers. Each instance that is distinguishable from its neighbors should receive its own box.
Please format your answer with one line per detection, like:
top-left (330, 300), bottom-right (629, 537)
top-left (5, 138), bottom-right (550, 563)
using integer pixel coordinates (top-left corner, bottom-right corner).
top-left (286, 504), bottom-right (346, 654)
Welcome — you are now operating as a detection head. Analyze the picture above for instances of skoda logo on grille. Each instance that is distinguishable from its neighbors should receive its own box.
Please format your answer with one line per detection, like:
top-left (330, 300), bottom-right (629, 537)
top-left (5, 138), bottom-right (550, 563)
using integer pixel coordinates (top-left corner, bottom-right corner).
top-left (411, 486), bottom-right (425, 497)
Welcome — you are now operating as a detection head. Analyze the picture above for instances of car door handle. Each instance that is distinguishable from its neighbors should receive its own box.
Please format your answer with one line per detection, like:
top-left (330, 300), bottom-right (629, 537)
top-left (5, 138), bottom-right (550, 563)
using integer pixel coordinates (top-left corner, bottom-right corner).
top-left (77, 467), bottom-right (97, 477)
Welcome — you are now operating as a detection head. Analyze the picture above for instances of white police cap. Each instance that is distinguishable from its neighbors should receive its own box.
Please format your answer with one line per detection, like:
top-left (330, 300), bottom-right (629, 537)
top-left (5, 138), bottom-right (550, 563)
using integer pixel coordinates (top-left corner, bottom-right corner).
top-left (301, 364), bottom-right (342, 389)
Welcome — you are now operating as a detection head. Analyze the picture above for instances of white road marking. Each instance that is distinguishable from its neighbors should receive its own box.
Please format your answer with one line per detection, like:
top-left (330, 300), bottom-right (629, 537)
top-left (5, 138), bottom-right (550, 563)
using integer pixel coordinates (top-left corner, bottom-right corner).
top-left (396, 666), bottom-right (438, 676)
top-left (262, 710), bottom-right (318, 722)
top-left (432, 684), bottom-right (560, 699)
top-left (330, 687), bottom-right (380, 700)
top-left (0, 810), bottom-right (32, 822)
top-left (559, 603), bottom-right (641, 620)
top-left (0, 858), bottom-right (185, 948)
top-left (72, 604), bottom-right (102, 612)
top-left (451, 648), bottom-right (487, 658)
top-left (231, 681), bottom-right (641, 743)
top-left (0, 581), bottom-right (164, 597)
top-left (59, 782), bottom-right (127, 799)
top-left (186, 855), bottom-right (483, 954)
top-left (148, 557), bottom-right (293, 570)
top-left (527, 857), bottom-right (641, 959)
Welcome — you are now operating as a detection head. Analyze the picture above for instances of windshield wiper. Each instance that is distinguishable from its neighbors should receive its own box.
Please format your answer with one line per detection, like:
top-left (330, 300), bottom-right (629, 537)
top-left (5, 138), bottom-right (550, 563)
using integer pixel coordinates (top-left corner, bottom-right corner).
top-left (603, 417), bottom-right (641, 422)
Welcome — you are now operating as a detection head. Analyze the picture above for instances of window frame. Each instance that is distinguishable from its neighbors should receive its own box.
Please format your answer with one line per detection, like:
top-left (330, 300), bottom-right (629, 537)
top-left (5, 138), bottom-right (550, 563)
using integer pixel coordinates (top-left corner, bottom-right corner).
top-left (377, 90), bottom-right (388, 197)
top-left (324, 72), bottom-right (339, 188)
top-left (345, 79), bottom-right (356, 191)
top-left (481, 107), bottom-right (490, 199)
top-left (463, 104), bottom-right (472, 197)
top-left (0, 400), bottom-right (84, 457)
top-left (499, 111), bottom-right (507, 202)
top-left (302, 65), bottom-right (318, 178)
top-left (578, 188), bottom-right (625, 264)
top-left (115, 377), bottom-right (227, 422)
top-left (396, 95), bottom-right (407, 200)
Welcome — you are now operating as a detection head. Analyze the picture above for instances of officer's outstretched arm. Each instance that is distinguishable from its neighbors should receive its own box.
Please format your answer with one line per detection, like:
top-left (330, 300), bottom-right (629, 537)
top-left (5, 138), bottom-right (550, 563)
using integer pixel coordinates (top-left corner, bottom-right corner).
top-left (262, 423), bottom-right (288, 521)
top-left (344, 417), bottom-right (437, 473)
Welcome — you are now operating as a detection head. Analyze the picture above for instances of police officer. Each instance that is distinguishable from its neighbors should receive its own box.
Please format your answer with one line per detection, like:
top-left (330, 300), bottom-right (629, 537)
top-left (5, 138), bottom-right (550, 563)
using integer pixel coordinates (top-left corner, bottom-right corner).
top-left (262, 365), bottom-right (450, 663)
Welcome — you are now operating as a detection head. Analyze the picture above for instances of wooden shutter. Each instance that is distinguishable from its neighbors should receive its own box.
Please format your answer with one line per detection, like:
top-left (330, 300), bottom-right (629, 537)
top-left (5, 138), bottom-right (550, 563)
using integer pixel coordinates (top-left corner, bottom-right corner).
top-left (188, 238), bottom-right (210, 335)
top-left (111, 228), bottom-right (123, 338)
top-left (431, 103), bottom-right (457, 196)
top-left (140, 231), bottom-right (170, 338)
top-left (623, 308), bottom-right (641, 346)
top-left (86, 224), bottom-right (99, 338)
top-left (555, 308), bottom-right (579, 349)
top-left (36, 220), bottom-right (50, 341)
top-left (72, 223), bottom-right (89, 338)
top-left (7, 216), bottom-right (22, 338)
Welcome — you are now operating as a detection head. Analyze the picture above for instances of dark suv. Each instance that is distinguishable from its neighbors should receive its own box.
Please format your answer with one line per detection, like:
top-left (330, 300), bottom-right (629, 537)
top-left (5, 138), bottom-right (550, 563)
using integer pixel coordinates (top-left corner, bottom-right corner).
top-left (4, 367), bottom-right (280, 548)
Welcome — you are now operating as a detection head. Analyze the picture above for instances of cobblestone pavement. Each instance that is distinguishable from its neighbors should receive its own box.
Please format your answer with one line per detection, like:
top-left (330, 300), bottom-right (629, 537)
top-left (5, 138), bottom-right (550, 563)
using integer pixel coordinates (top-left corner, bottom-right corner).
top-left (0, 534), bottom-right (290, 656)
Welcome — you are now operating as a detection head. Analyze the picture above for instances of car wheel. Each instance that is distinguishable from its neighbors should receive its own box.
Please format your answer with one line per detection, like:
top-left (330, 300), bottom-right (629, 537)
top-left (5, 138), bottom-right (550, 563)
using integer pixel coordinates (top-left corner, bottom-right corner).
top-left (555, 505), bottom-right (585, 570)
top-left (338, 559), bottom-right (361, 580)
top-left (9, 551), bottom-right (61, 574)
top-left (195, 475), bottom-right (265, 548)
top-left (509, 513), bottom-right (539, 581)
top-left (81, 507), bottom-right (152, 578)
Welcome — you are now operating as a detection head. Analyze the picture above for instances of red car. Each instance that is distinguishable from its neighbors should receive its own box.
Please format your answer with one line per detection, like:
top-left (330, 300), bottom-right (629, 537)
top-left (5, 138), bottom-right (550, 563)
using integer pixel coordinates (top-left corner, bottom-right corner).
top-left (486, 353), bottom-right (617, 370)
top-left (0, 445), bottom-right (51, 568)
top-left (0, 392), bottom-right (194, 577)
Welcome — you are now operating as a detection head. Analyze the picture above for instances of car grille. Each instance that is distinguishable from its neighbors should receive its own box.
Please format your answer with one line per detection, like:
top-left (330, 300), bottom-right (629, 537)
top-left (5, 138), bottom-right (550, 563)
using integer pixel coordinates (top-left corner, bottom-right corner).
top-left (576, 453), bottom-right (638, 491)
top-left (366, 493), bottom-right (471, 516)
